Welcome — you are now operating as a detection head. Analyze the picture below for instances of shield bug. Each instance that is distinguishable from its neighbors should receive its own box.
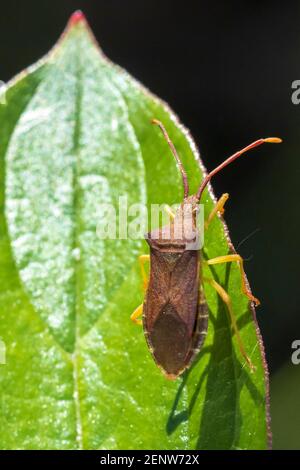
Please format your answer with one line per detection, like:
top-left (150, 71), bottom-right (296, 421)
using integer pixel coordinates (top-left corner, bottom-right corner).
top-left (131, 119), bottom-right (281, 379)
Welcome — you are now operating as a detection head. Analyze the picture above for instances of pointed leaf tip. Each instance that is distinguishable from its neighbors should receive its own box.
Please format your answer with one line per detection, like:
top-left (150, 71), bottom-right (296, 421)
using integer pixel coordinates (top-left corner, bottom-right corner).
top-left (68, 10), bottom-right (86, 27)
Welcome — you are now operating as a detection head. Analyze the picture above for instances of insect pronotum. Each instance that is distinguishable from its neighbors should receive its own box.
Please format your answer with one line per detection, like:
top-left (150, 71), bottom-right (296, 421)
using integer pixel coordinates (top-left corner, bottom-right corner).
top-left (131, 120), bottom-right (281, 380)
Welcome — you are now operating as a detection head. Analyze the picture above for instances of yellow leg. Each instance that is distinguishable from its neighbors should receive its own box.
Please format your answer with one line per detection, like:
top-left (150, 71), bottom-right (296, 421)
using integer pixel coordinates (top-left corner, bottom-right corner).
top-left (139, 254), bottom-right (150, 291)
top-left (206, 254), bottom-right (260, 306)
top-left (205, 193), bottom-right (229, 230)
top-left (204, 277), bottom-right (255, 372)
top-left (130, 303), bottom-right (143, 326)
top-left (164, 204), bottom-right (175, 220)
top-left (130, 255), bottom-right (149, 326)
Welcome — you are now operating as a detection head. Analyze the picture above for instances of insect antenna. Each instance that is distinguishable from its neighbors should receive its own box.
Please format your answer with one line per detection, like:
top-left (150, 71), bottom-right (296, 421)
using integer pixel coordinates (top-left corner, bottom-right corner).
top-left (152, 119), bottom-right (189, 199)
top-left (196, 137), bottom-right (282, 201)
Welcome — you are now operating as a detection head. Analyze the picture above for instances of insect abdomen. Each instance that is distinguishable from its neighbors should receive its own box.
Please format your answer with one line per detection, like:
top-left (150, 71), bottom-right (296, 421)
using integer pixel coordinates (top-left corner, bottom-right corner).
top-left (143, 248), bottom-right (205, 378)
top-left (149, 302), bottom-right (191, 376)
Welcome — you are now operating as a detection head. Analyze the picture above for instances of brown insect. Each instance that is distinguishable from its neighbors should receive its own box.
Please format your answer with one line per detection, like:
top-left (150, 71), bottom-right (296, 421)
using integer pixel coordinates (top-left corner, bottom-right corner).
top-left (131, 119), bottom-right (281, 379)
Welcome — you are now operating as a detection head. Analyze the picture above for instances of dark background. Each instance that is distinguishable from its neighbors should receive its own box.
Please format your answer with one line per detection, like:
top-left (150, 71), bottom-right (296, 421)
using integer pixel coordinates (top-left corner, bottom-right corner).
top-left (0, 0), bottom-right (299, 449)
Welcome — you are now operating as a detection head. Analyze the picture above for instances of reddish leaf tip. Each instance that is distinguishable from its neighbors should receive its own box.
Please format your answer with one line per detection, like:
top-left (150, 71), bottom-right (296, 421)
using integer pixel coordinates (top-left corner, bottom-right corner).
top-left (69, 10), bottom-right (86, 26)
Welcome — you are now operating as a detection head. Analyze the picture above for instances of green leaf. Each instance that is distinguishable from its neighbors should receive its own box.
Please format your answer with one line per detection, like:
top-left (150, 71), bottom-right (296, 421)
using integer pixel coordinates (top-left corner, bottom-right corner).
top-left (0, 12), bottom-right (270, 450)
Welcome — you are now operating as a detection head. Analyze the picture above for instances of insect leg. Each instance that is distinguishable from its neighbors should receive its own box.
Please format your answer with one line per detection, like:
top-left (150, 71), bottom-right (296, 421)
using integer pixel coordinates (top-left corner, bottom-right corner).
top-left (130, 303), bottom-right (143, 326)
top-left (139, 254), bottom-right (150, 291)
top-left (205, 193), bottom-right (229, 230)
top-left (130, 255), bottom-right (149, 326)
top-left (206, 254), bottom-right (260, 306)
top-left (203, 276), bottom-right (255, 371)
top-left (164, 204), bottom-right (175, 220)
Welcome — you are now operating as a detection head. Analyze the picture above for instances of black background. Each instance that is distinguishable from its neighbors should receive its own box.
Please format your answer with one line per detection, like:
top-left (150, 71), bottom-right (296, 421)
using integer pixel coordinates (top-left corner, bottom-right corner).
top-left (0, 0), bottom-right (299, 448)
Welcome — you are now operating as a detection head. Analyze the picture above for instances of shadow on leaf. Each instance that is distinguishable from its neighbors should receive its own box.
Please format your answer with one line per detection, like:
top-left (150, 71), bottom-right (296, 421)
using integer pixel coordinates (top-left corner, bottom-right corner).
top-left (166, 261), bottom-right (264, 449)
